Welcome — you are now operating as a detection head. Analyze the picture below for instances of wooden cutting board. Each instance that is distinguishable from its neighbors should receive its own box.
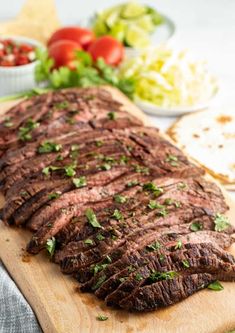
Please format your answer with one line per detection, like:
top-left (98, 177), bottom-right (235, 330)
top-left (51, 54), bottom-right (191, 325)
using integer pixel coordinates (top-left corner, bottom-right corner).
top-left (0, 87), bottom-right (235, 333)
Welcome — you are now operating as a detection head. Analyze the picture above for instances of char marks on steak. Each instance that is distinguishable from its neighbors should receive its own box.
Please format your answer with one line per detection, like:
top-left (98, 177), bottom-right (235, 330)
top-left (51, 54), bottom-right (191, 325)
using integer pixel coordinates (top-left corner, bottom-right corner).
top-left (0, 87), bottom-right (234, 313)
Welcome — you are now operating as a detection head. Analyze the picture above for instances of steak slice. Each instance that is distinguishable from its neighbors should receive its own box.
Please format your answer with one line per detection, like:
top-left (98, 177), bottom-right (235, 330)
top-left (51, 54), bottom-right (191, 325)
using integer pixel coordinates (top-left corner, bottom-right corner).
top-left (118, 273), bottom-right (215, 311)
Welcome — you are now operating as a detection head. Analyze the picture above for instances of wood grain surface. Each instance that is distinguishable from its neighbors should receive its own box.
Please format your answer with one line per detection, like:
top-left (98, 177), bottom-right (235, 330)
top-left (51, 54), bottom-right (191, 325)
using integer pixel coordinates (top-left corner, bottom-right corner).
top-left (0, 87), bottom-right (235, 333)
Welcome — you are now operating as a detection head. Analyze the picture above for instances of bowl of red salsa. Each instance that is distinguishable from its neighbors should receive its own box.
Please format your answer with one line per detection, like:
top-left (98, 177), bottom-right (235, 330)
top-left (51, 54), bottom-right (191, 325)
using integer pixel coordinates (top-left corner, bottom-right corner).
top-left (0, 36), bottom-right (42, 97)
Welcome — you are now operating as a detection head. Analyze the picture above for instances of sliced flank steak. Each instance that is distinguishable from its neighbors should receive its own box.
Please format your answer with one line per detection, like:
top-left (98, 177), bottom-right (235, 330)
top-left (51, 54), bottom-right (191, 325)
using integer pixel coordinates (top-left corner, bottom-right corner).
top-left (0, 86), bottom-right (234, 313)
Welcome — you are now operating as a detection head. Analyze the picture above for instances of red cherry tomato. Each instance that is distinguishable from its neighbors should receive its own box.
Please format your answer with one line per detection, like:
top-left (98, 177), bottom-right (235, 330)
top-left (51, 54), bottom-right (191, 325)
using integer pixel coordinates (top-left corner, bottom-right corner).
top-left (48, 39), bottom-right (82, 69)
top-left (88, 36), bottom-right (124, 66)
top-left (48, 26), bottom-right (95, 50)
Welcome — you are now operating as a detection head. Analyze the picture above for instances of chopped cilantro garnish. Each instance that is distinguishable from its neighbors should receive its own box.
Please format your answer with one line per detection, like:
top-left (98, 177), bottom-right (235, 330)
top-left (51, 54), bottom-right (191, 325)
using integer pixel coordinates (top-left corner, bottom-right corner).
top-left (133, 164), bottom-right (149, 175)
top-left (38, 141), bottom-right (62, 154)
top-left (42, 165), bottom-right (61, 176)
top-left (112, 209), bottom-right (123, 221)
top-left (214, 213), bottom-right (230, 232)
top-left (149, 271), bottom-right (177, 282)
top-left (96, 233), bottom-right (105, 241)
top-left (146, 241), bottom-right (161, 252)
top-left (48, 192), bottom-right (61, 200)
top-left (85, 208), bottom-right (102, 228)
top-left (72, 176), bottom-right (87, 188)
top-left (92, 274), bottom-right (106, 290)
top-left (19, 119), bottom-right (40, 141)
top-left (190, 221), bottom-right (203, 232)
top-left (107, 111), bottom-right (116, 120)
top-left (114, 195), bottom-right (127, 204)
top-left (177, 182), bottom-right (187, 190)
top-left (96, 314), bottom-right (108, 321)
top-left (143, 183), bottom-right (163, 197)
top-left (148, 200), bottom-right (158, 209)
top-left (95, 140), bottom-right (103, 147)
top-left (174, 240), bottom-right (182, 250)
top-left (119, 155), bottom-right (129, 165)
top-left (126, 180), bottom-right (139, 187)
top-left (55, 101), bottom-right (69, 109)
top-left (182, 259), bottom-right (190, 268)
top-left (100, 163), bottom-right (111, 171)
top-left (3, 117), bottom-right (13, 128)
top-left (46, 237), bottom-right (56, 256)
top-left (84, 239), bottom-right (93, 245)
top-left (165, 154), bottom-right (179, 166)
top-left (64, 163), bottom-right (77, 177)
top-left (207, 280), bottom-right (224, 291)
top-left (135, 273), bottom-right (143, 281)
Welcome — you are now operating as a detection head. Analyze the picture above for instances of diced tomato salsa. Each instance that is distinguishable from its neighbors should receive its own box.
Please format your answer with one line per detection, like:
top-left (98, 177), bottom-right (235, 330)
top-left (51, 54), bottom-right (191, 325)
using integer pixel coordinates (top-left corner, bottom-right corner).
top-left (0, 39), bottom-right (36, 67)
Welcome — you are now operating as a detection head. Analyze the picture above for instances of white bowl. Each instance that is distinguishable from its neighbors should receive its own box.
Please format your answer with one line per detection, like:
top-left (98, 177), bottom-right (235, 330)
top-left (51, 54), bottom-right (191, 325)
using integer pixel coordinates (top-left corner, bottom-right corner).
top-left (0, 36), bottom-right (42, 97)
top-left (135, 95), bottom-right (218, 117)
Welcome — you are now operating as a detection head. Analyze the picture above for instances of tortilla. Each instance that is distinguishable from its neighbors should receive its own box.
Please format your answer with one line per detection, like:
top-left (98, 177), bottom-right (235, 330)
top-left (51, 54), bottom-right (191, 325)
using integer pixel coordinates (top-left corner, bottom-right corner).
top-left (0, 0), bottom-right (60, 44)
top-left (168, 108), bottom-right (235, 189)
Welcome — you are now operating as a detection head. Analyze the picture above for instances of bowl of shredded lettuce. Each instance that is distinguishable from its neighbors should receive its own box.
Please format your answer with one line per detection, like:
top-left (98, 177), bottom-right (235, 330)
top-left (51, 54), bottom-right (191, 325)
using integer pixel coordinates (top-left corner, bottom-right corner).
top-left (118, 45), bottom-right (218, 116)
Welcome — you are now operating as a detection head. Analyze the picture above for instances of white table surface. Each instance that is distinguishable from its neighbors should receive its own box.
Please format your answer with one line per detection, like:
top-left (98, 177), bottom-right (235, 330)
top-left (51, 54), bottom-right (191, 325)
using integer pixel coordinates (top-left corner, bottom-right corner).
top-left (1, 0), bottom-right (235, 196)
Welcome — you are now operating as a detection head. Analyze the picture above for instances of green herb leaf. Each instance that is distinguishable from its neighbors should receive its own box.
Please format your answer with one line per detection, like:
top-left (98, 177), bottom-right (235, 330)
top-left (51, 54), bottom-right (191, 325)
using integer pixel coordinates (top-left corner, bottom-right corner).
top-left (165, 154), bottom-right (179, 166)
top-left (119, 277), bottom-right (127, 283)
top-left (19, 119), bottom-right (40, 141)
top-left (48, 192), bottom-right (61, 200)
top-left (96, 233), bottom-right (105, 241)
top-left (84, 239), bottom-right (93, 245)
top-left (207, 280), bottom-right (224, 291)
top-left (156, 206), bottom-right (168, 217)
top-left (114, 195), bottom-right (127, 204)
top-left (133, 164), bottom-right (149, 175)
top-left (95, 140), bottom-right (104, 147)
top-left (126, 180), bottom-right (139, 187)
top-left (42, 165), bottom-right (61, 176)
top-left (3, 117), bottom-right (14, 128)
top-left (112, 209), bottom-right (123, 221)
top-left (46, 237), bottom-right (56, 257)
top-left (148, 200), bottom-right (158, 210)
top-left (64, 164), bottom-right (77, 177)
top-left (143, 183), bottom-right (164, 197)
top-left (96, 314), bottom-right (108, 321)
top-left (85, 208), bottom-right (102, 228)
top-left (164, 198), bottom-right (181, 208)
top-left (135, 273), bottom-right (143, 281)
top-left (92, 274), bottom-right (106, 290)
top-left (214, 213), bottom-right (230, 232)
top-left (149, 271), bottom-right (177, 282)
top-left (177, 182), bottom-right (187, 190)
top-left (182, 259), bottom-right (190, 268)
top-left (174, 240), bottom-right (182, 250)
top-left (72, 176), bottom-right (87, 188)
top-left (146, 241), bottom-right (161, 252)
top-left (38, 141), bottom-right (62, 154)
top-left (119, 155), bottom-right (129, 165)
top-left (75, 50), bottom-right (92, 66)
top-left (100, 163), bottom-right (112, 171)
top-left (107, 111), bottom-right (116, 120)
top-left (190, 221), bottom-right (203, 232)
top-left (55, 101), bottom-right (69, 109)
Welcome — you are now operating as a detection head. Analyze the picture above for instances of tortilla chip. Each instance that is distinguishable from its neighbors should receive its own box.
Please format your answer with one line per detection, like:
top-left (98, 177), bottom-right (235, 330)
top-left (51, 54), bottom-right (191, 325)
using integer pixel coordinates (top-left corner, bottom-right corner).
top-left (0, 0), bottom-right (60, 44)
